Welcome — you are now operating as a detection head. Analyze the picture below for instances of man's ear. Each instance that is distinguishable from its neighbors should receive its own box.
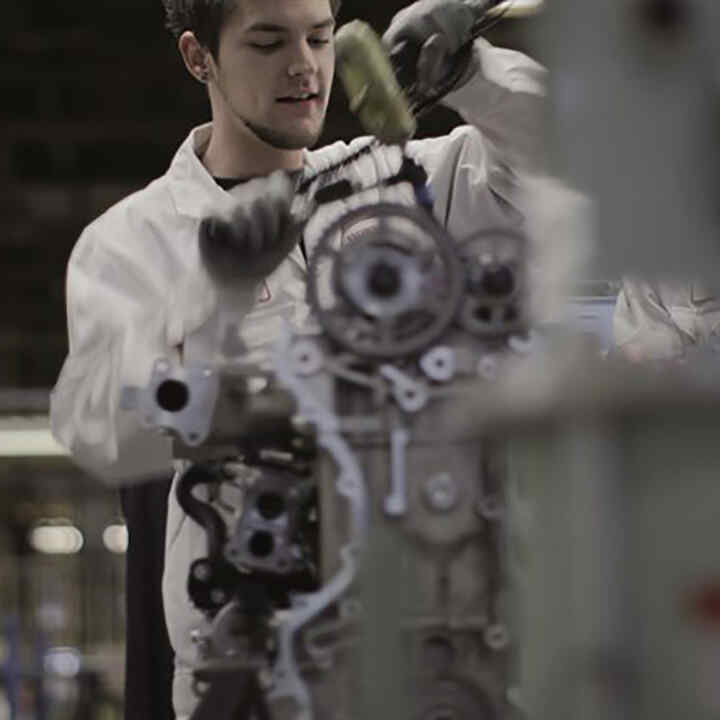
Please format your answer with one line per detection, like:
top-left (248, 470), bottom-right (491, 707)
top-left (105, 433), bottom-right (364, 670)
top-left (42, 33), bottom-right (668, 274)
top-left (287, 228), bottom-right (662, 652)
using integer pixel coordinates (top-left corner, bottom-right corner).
top-left (178, 31), bottom-right (211, 84)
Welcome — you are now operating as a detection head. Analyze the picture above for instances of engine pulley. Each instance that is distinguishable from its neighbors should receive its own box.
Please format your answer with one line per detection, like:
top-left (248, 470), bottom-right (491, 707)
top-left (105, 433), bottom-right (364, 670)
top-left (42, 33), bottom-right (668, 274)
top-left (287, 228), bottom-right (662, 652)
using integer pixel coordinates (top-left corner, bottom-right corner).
top-left (308, 203), bottom-right (464, 358)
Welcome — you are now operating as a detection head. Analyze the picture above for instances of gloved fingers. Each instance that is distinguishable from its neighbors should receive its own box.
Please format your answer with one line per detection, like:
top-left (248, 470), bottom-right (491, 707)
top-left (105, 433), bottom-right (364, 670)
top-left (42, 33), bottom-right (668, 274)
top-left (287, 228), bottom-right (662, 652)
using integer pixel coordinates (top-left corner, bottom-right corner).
top-left (199, 214), bottom-right (248, 285)
top-left (260, 171), bottom-right (295, 250)
top-left (198, 216), bottom-right (219, 252)
top-left (261, 214), bottom-right (303, 274)
top-left (428, 3), bottom-right (476, 52)
top-left (417, 33), bottom-right (451, 93)
top-left (241, 208), bottom-right (299, 278)
top-left (278, 218), bottom-right (305, 259)
top-left (245, 200), bottom-right (272, 257)
top-left (264, 169), bottom-right (295, 227)
top-left (384, 0), bottom-right (475, 49)
top-left (230, 211), bottom-right (251, 249)
top-left (265, 172), bottom-right (292, 232)
top-left (383, 0), bottom-right (478, 98)
top-left (382, 5), bottom-right (425, 50)
top-left (236, 182), bottom-right (288, 259)
top-left (200, 169), bottom-right (299, 284)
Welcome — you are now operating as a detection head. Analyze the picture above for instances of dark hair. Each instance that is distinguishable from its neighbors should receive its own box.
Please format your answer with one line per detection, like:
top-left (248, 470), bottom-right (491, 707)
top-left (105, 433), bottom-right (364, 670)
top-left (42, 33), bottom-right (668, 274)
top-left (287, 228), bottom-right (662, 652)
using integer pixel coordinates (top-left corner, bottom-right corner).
top-left (163, 0), bottom-right (342, 58)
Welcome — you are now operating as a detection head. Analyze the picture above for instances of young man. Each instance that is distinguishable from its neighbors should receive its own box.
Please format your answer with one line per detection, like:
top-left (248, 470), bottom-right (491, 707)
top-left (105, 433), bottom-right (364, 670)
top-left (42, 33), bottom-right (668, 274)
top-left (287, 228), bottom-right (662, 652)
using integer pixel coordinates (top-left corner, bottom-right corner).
top-left (51, 0), bottom-right (545, 716)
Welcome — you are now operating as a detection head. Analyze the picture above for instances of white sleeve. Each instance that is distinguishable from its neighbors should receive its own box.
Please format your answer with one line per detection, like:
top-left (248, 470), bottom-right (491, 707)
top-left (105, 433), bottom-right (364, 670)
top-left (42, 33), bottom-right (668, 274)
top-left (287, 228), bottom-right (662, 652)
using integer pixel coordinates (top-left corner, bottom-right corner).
top-left (613, 278), bottom-right (688, 361)
top-left (50, 227), bottom-right (176, 483)
top-left (442, 37), bottom-right (547, 176)
top-left (404, 39), bottom-right (546, 240)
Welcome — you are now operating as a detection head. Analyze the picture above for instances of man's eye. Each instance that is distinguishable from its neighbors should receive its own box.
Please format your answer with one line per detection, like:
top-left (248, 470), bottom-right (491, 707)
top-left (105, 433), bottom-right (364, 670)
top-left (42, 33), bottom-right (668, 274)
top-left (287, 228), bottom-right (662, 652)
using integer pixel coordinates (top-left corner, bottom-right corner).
top-left (309, 37), bottom-right (331, 47)
top-left (250, 41), bottom-right (282, 51)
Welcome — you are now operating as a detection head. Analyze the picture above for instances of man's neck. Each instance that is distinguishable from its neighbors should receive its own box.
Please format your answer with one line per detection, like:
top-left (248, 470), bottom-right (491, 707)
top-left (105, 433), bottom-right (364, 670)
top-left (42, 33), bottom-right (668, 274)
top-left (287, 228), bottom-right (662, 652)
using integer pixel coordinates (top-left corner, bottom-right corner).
top-left (201, 120), bottom-right (304, 179)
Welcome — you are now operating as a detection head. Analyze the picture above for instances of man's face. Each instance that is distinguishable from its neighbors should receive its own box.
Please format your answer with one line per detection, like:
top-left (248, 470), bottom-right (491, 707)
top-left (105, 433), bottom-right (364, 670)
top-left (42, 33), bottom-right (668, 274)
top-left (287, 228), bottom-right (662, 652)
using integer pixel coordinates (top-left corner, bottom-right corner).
top-left (211, 0), bottom-right (336, 151)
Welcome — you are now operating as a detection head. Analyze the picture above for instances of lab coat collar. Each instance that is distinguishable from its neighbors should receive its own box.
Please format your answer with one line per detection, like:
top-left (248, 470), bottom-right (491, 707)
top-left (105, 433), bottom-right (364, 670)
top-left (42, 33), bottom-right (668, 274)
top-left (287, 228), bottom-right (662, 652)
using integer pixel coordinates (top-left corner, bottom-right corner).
top-left (168, 123), bottom-right (314, 219)
top-left (167, 124), bottom-right (226, 219)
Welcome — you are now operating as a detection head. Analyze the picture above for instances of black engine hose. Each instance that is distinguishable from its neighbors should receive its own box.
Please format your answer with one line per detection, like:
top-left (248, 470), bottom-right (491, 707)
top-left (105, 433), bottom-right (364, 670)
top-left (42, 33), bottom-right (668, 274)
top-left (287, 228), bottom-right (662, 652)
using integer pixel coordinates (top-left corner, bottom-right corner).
top-left (176, 464), bottom-right (227, 562)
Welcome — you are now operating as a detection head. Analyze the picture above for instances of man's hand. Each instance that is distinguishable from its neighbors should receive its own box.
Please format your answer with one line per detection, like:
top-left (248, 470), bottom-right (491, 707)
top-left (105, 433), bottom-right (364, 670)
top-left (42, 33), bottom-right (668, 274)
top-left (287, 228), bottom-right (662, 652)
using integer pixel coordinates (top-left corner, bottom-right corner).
top-left (199, 171), bottom-right (301, 286)
top-left (382, 0), bottom-right (482, 96)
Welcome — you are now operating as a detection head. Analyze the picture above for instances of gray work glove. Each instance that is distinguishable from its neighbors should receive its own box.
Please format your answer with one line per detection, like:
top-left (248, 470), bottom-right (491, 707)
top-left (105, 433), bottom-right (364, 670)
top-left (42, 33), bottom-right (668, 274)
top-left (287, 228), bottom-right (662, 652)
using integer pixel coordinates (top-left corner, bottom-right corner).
top-left (199, 171), bottom-right (302, 287)
top-left (382, 0), bottom-right (482, 96)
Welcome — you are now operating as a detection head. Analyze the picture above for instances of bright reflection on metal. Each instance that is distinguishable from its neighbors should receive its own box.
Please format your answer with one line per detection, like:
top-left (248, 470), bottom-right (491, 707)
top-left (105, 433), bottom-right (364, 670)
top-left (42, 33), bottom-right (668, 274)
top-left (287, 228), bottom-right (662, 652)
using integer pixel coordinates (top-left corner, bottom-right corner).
top-left (29, 521), bottom-right (84, 555)
top-left (102, 523), bottom-right (129, 554)
top-left (44, 647), bottom-right (82, 677)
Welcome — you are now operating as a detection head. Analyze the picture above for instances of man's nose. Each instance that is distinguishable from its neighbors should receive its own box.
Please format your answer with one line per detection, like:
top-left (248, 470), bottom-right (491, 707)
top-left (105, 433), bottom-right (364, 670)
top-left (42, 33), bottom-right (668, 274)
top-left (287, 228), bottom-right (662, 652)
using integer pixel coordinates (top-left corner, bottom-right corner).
top-left (287, 40), bottom-right (318, 77)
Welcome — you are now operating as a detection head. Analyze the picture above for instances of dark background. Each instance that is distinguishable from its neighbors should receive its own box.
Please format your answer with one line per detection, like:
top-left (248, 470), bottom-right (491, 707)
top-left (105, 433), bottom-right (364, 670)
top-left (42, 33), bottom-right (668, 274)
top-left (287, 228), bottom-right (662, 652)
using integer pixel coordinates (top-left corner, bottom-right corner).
top-left (1, 1), bottom-right (534, 390)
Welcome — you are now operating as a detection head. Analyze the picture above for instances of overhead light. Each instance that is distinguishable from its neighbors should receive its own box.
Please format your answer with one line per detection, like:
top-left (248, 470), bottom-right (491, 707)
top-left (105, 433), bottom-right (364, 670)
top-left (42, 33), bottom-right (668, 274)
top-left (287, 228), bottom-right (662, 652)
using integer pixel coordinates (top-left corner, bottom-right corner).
top-left (102, 524), bottom-right (128, 554)
top-left (0, 415), bottom-right (69, 457)
top-left (29, 520), bottom-right (84, 555)
top-left (0, 429), bottom-right (69, 457)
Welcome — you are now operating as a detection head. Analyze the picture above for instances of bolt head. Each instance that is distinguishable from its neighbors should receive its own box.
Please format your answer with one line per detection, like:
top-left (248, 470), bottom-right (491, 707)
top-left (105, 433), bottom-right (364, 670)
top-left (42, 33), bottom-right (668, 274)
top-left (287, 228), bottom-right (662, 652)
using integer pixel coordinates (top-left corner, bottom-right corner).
top-left (423, 473), bottom-right (459, 512)
top-left (484, 623), bottom-right (509, 650)
top-left (193, 562), bottom-right (212, 582)
top-left (477, 356), bottom-right (498, 380)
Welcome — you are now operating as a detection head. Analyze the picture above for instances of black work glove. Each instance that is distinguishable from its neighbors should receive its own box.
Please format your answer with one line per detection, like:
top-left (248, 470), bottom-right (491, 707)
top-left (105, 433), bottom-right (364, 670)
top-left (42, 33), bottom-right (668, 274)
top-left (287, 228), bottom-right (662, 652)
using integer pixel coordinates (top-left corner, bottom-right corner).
top-left (383, 0), bottom-right (483, 97)
top-left (199, 171), bottom-right (302, 287)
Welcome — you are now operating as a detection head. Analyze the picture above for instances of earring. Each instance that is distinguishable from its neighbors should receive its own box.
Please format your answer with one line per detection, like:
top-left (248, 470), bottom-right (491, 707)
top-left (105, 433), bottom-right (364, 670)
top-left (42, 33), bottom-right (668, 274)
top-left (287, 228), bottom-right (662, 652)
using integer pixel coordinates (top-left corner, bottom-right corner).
top-left (199, 67), bottom-right (209, 83)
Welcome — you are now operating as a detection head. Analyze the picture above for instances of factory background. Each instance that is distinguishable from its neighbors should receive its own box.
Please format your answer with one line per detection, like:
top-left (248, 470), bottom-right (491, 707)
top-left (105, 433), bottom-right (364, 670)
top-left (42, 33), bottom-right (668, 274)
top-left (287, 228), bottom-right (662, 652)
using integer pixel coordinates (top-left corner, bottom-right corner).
top-left (0, 2), bottom-right (614, 718)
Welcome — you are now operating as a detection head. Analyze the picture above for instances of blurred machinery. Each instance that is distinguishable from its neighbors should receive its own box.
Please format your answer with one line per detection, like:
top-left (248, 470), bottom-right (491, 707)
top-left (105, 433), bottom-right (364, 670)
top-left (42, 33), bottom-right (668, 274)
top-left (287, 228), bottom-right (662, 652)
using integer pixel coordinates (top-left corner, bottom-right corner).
top-left (125, 156), bottom-right (532, 719)
top-left (538, 0), bottom-right (720, 280)
top-left (484, 346), bottom-right (720, 720)
top-left (500, 1), bottom-right (720, 719)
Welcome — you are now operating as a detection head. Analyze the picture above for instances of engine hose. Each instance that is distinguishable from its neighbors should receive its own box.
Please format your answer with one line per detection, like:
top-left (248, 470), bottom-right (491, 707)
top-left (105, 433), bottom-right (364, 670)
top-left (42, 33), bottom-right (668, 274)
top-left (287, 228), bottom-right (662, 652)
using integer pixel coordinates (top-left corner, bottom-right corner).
top-left (176, 464), bottom-right (227, 562)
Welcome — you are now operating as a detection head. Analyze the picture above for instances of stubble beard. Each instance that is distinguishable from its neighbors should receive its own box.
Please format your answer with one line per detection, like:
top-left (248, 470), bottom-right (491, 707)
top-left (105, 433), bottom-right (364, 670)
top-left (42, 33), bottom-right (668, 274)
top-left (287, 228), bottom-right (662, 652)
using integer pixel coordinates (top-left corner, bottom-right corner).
top-left (216, 72), bottom-right (328, 151)
top-left (243, 116), bottom-right (326, 151)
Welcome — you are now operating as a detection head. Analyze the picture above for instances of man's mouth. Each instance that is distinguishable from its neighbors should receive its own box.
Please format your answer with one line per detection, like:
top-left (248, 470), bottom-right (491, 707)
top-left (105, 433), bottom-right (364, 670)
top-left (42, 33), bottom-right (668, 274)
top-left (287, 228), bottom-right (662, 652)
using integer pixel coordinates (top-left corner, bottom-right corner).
top-left (276, 92), bottom-right (320, 103)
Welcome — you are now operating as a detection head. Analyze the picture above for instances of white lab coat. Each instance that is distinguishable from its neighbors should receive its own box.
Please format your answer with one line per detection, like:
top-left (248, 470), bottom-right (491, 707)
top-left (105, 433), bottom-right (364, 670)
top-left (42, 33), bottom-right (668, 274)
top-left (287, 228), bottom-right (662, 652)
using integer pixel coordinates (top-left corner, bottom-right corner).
top-left (50, 38), bottom-right (545, 718)
top-left (614, 277), bottom-right (720, 360)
